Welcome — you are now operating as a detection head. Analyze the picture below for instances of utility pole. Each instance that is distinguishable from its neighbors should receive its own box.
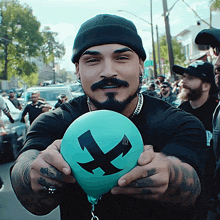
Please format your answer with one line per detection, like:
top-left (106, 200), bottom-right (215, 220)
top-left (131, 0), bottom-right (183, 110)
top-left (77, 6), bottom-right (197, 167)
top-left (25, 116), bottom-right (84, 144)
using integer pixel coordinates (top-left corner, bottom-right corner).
top-left (156, 25), bottom-right (162, 75)
top-left (117, 7), bottom-right (157, 78)
top-left (150, 0), bottom-right (157, 79)
top-left (162, 0), bottom-right (177, 81)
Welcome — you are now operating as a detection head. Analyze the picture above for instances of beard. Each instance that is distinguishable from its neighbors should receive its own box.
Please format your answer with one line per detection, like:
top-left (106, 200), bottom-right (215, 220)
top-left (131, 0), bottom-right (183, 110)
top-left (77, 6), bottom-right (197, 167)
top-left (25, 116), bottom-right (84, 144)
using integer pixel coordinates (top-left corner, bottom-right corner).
top-left (178, 83), bottom-right (203, 101)
top-left (161, 90), bottom-right (169, 96)
top-left (88, 74), bottom-right (143, 113)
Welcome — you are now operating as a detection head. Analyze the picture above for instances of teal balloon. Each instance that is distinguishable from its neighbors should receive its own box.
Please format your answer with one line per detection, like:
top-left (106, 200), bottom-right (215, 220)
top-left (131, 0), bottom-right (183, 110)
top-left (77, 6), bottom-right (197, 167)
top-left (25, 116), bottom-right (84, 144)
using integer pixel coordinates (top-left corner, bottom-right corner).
top-left (61, 110), bottom-right (143, 204)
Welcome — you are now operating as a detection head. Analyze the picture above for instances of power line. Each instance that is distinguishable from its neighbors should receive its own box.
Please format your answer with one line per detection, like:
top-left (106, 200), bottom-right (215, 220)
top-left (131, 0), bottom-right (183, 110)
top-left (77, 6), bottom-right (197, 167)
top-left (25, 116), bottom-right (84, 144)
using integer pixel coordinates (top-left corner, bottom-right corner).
top-left (181, 0), bottom-right (211, 27)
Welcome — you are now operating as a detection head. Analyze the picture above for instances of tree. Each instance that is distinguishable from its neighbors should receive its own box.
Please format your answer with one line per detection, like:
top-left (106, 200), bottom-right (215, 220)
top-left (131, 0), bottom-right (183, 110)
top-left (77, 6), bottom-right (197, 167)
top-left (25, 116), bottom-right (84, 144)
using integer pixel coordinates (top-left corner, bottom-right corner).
top-left (210, 0), bottom-right (220, 10)
top-left (155, 34), bottom-right (186, 74)
top-left (41, 26), bottom-right (65, 66)
top-left (0, 1), bottom-right (44, 80)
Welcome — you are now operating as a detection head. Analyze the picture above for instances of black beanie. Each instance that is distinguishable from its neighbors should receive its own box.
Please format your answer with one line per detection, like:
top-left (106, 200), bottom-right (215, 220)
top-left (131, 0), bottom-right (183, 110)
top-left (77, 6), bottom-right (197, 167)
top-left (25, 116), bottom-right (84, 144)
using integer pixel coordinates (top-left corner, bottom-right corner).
top-left (71, 14), bottom-right (146, 63)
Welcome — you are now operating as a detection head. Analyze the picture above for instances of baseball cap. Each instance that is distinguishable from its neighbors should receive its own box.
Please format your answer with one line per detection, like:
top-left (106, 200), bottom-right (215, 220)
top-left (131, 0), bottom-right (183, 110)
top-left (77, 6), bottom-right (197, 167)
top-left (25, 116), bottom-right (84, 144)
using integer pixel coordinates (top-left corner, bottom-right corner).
top-left (9, 90), bottom-right (14, 93)
top-left (172, 61), bottom-right (214, 82)
top-left (161, 82), bottom-right (171, 87)
top-left (195, 28), bottom-right (220, 47)
top-left (172, 61), bottom-right (218, 95)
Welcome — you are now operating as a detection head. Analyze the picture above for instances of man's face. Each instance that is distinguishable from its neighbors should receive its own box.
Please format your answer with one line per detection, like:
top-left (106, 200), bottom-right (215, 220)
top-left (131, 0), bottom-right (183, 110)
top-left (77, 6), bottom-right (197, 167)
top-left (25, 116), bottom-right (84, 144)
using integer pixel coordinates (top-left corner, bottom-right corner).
top-left (178, 73), bottom-right (203, 100)
top-left (9, 93), bottom-right (14, 98)
top-left (31, 94), bottom-right (38, 103)
top-left (75, 44), bottom-right (144, 113)
top-left (214, 52), bottom-right (220, 88)
top-left (61, 97), bottom-right (68, 103)
top-left (160, 84), bottom-right (170, 96)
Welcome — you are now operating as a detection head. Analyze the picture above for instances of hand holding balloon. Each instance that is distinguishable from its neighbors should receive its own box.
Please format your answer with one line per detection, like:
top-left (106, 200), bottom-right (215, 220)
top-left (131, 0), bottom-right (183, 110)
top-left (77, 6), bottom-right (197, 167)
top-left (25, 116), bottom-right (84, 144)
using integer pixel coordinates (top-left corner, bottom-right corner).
top-left (30, 140), bottom-right (76, 194)
top-left (111, 145), bottom-right (170, 200)
top-left (61, 110), bottom-right (144, 205)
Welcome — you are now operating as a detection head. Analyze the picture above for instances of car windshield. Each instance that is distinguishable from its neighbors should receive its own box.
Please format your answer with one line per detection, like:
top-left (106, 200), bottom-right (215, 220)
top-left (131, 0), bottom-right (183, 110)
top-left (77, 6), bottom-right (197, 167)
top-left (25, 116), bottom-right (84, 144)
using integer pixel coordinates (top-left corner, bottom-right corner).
top-left (24, 88), bottom-right (73, 102)
top-left (69, 84), bottom-right (83, 93)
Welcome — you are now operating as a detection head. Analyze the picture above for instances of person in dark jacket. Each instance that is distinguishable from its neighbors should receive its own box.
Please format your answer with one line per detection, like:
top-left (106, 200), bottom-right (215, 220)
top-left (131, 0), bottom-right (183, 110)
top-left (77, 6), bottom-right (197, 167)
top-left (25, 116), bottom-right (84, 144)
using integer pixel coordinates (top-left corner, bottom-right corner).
top-left (195, 28), bottom-right (220, 219)
top-left (159, 82), bottom-right (177, 106)
top-left (10, 14), bottom-right (211, 220)
top-left (173, 61), bottom-right (218, 219)
top-left (54, 94), bottom-right (68, 109)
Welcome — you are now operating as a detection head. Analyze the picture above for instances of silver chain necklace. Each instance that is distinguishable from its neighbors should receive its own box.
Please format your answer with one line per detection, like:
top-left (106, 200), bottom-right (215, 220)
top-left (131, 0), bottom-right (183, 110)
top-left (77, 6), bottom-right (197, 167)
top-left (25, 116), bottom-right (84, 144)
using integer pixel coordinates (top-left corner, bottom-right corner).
top-left (87, 93), bottom-right (144, 119)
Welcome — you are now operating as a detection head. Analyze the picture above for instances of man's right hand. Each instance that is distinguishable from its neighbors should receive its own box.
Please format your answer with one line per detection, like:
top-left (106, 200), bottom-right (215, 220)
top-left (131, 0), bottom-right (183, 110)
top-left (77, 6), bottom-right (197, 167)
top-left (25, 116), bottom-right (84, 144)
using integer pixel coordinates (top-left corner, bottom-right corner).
top-left (20, 118), bottom-right (25, 123)
top-left (11, 140), bottom-right (76, 215)
top-left (30, 140), bottom-right (76, 194)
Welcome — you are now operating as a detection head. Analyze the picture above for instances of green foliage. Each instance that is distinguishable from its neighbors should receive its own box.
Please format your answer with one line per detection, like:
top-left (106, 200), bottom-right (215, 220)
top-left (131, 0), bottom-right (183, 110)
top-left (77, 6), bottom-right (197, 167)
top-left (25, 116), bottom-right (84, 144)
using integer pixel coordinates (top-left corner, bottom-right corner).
top-left (210, 0), bottom-right (220, 10)
top-left (155, 35), bottom-right (186, 74)
top-left (41, 26), bottom-right (66, 65)
top-left (22, 72), bottom-right (39, 87)
top-left (0, 1), bottom-right (43, 80)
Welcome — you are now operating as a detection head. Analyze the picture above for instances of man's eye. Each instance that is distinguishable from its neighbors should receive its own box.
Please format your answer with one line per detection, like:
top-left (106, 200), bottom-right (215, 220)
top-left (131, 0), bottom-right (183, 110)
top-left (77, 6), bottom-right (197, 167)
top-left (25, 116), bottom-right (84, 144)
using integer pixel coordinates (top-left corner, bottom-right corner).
top-left (86, 58), bottom-right (99, 63)
top-left (116, 56), bottom-right (129, 60)
top-left (187, 77), bottom-right (194, 80)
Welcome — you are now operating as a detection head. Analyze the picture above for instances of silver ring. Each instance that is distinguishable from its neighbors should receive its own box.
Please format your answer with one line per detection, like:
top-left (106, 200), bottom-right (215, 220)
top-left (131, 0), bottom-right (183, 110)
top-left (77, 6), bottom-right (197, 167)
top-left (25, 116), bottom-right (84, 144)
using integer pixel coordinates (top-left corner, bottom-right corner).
top-left (43, 186), bottom-right (56, 195)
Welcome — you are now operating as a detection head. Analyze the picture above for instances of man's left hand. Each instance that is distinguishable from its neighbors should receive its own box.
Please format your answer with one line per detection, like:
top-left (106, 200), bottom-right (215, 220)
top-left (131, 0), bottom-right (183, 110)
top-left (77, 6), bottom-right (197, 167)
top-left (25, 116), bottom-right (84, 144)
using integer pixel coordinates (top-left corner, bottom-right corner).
top-left (111, 145), bottom-right (170, 200)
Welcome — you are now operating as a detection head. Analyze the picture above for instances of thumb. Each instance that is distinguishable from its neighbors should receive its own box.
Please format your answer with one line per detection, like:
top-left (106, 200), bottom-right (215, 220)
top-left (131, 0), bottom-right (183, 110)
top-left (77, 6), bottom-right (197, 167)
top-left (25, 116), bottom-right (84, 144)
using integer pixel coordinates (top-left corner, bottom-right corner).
top-left (138, 145), bottom-right (155, 166)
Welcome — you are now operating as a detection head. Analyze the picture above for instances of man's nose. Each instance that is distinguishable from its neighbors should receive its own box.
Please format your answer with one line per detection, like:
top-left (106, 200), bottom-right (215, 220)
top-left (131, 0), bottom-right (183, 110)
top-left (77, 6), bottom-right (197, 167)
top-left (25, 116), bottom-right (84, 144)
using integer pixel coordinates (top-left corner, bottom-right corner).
top-left (100, 59), bottom-right (117, 78)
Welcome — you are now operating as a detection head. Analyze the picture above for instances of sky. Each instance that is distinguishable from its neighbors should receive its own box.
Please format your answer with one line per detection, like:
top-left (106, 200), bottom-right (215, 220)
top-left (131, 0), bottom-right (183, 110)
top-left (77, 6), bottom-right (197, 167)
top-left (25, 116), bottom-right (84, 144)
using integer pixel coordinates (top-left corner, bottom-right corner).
top-left (18, 0), bottom-right (214, 71)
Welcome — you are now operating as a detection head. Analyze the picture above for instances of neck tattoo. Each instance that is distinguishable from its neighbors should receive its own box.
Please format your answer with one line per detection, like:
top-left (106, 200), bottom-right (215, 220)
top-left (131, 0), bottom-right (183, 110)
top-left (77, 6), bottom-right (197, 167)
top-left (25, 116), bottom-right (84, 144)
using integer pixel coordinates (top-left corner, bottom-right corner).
top-left (87, 93), bottom-right (144, 119)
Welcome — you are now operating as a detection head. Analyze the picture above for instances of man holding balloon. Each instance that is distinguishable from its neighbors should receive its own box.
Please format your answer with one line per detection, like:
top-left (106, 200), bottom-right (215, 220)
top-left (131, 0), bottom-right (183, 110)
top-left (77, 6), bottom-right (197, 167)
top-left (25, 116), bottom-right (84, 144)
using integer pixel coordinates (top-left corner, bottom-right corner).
top-left (11, 14), bottom-right (212, 220)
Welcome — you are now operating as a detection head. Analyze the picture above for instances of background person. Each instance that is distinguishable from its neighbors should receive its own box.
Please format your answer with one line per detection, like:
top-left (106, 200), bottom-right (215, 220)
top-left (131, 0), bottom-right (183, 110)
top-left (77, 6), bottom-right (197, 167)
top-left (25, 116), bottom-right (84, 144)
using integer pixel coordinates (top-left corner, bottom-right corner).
top-left (11, 14), bottom-right (211, 220)
top-left (54, 94), bottom-right (68, 109)
top-left (0, 95), bottom-right (14, 123)
top-left (143, 83), bottom-right (159, 98)
top-left (195, 28), bottom-right (220, 219)
top-left (159, 81), bottom-right (177, 106)
top-left (172, 61), bottom-right (218, 219)
top-left (20, 92), bottom-right (47, 125)
top-left (8, 90), bottom-right (22, 110)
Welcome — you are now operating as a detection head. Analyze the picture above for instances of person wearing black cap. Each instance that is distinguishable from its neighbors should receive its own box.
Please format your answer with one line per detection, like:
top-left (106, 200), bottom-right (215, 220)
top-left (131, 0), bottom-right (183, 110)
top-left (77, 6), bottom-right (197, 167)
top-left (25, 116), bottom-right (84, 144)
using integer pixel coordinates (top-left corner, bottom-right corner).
top-left (195, 28), bottom-right (220, 218)
top-left (173, 61), bottom-right (218, 137)
top-left (159, 81), bottom-right (177, 106)
top-left (54, 93), bottom-right (68, 109)
top-left (10, 14), bottom-right (212, 220)
top-left (173, 60), bottom-right (218, 219)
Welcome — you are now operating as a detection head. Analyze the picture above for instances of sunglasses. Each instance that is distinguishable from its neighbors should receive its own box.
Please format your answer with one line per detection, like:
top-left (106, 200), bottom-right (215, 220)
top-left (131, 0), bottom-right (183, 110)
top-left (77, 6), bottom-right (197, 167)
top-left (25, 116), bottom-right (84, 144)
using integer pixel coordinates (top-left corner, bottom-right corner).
top-left (213, 47), bottom-right (220, 56)
top-left (161, 86), bottom-right (169, 89)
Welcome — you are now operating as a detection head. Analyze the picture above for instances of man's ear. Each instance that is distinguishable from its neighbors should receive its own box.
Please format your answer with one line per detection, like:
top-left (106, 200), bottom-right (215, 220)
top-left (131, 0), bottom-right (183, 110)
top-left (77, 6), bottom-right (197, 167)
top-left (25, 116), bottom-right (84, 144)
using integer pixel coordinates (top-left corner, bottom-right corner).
top-left (75, 63), bottom-right (80, 78)
top-left (202, 82), bottom-right (211, 92)
top-left (139, 59), bottom-right (144, 74)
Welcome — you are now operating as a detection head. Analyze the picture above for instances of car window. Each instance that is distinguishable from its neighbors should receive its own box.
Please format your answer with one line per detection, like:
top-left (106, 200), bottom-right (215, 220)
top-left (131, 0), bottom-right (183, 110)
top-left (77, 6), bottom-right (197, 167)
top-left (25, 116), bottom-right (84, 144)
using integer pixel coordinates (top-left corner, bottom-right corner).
top-left (70, 84), bottom-right (83, 93)
top-left (25, 87), bottom-right (73, 102)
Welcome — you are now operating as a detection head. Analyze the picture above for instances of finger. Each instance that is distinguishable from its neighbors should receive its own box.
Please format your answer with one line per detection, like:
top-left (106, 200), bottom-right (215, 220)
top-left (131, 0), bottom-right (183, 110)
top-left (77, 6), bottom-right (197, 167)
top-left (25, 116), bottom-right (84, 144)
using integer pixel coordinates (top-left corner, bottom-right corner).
top-left (40, 140), bottom-right (72, 175)
top-left (111, 186), bottom-right (157, 195)
top-left (138, 145), bottom-right (155, 166)
top-left (118, 165), bottom-right (157, 187)
top-left (125, 174), bottom-right (167, 188)
top-left (32, 160), bottom-right (75, 183)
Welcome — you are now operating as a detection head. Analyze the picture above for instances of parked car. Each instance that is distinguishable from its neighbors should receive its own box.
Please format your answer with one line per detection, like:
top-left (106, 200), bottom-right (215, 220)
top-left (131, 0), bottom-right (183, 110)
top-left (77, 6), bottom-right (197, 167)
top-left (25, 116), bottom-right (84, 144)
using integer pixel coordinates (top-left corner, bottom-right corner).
top-left (68, 83), bottom-right (84, 98)
top-left (19, 85), bottom-right (74, 108)
top-left (0, 97), bottom-right (29, 162)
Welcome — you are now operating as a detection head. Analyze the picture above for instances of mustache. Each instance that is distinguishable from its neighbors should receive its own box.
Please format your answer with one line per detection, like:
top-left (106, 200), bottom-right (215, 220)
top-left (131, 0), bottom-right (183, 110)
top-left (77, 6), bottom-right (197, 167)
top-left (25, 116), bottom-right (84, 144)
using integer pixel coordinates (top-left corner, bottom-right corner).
top-left (182, 85), bottom-right (191, 90)
top-left (91, 78), bottom-right (129, 91)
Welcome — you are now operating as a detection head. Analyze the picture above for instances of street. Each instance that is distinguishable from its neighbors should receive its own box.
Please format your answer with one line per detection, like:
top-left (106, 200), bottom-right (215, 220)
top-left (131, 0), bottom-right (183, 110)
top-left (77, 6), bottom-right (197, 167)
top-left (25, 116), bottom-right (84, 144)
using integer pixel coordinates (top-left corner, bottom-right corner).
top-left (0, 161), bottom-right (60, 220)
